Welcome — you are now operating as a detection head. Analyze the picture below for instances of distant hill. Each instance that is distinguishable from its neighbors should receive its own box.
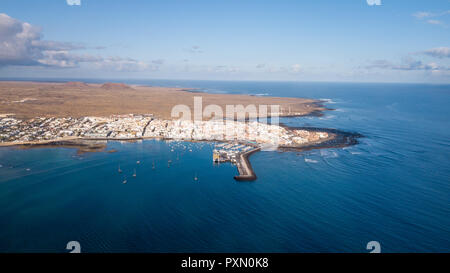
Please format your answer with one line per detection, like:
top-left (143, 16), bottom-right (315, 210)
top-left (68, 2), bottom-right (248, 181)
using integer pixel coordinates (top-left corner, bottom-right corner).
top-left (64, 81), bottom-right (89, 88)
top-left (101, 82), bottom-right (133, 90)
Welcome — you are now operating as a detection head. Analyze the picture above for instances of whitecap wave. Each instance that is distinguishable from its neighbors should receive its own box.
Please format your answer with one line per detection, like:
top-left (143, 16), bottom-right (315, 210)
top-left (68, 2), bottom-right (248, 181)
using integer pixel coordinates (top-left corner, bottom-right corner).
top-left (344, 147), bottom-right (363, 155)
top-left (319, 115), bottom-right (336, 120)
top-left (320, 150), bottom-right (339, 158)
top-left (319, 98), bottom-right (338, 104)
top-left (304, 158), bottom-right (318, 163)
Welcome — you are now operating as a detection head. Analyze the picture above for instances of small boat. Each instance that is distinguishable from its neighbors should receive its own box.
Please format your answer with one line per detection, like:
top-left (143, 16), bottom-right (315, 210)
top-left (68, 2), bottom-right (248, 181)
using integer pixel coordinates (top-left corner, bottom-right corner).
top-left (118, 165), bottom-right (122, 173)
top-left (133, 169), bottom-right (137, 177)
top-left (194, 173), bottom-right (198, 181)
top-left (136, 161), bottom-right (141, 164)
top-left (123, 176), bottom-right (127, 184)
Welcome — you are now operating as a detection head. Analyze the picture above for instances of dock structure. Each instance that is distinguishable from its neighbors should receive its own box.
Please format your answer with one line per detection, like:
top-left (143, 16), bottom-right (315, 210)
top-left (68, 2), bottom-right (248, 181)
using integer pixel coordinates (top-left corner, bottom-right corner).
top-left (233, 147), bottom-right (260, 181)
top-left (212, 142), bottom-right (261, 181)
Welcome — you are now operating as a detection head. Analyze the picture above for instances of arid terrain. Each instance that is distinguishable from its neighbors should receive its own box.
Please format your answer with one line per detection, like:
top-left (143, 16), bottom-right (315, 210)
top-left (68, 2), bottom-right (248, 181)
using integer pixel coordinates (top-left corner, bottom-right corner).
top-left (0, 81), bottom-right (326, 120)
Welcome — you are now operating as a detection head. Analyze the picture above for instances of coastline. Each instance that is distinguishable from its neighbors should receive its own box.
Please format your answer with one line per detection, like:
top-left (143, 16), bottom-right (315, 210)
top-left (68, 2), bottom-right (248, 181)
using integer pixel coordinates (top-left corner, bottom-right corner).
top-left (1, 126), bottom-right (361, 151)
top-left (0, 127), bottom-right (362, 180)
top-left (277, 126), bottom-right (363, 152)
top-left (0, 80), bottom-right (361, 180)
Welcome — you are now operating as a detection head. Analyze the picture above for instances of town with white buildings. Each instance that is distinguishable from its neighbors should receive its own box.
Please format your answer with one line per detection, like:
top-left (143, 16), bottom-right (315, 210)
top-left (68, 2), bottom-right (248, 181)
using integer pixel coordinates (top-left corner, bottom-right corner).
top-left (0, 114), bottom-right (330, 147)
top-left (0, 114), bottom-right (333, 180)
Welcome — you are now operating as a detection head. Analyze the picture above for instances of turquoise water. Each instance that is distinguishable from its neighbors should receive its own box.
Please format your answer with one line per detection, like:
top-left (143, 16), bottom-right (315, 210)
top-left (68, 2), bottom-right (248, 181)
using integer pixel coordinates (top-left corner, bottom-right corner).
top-left (0, 81), bottom-right (449, 252)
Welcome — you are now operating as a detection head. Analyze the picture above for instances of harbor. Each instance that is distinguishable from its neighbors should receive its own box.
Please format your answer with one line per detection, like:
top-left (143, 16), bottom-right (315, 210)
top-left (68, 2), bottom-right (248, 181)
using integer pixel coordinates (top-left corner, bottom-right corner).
top-left (6, 126), bottom-right (360, 182)
top-left (213, 142), bottom-right (261, 181)
top-left (0, 113), bottom-right (344, 182)
top-left (112, 141), bottom-right (263, 183)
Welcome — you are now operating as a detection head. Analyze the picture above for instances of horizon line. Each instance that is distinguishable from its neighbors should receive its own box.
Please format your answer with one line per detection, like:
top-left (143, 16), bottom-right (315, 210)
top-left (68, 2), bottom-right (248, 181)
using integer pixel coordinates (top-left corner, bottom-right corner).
top-left (1, 77), bottom-right (449, 86)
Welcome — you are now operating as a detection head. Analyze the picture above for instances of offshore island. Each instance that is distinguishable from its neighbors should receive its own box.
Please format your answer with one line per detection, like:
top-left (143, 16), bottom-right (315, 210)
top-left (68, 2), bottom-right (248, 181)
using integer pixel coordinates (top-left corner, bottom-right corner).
top-left (0, 81), bottom-right (361, 181)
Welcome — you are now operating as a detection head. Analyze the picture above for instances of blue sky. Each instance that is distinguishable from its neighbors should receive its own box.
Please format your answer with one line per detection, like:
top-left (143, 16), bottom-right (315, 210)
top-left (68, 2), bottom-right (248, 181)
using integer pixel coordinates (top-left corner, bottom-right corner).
top-left (1, 0), bottom-right (450, 83)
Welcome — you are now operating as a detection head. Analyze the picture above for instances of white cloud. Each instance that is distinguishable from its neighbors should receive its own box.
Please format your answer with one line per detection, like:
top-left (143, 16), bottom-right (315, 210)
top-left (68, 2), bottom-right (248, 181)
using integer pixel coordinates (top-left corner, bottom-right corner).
top-left (421, 47), bottom-right (450, 59)
top-left (66, 0), bottom-right (81, 6)
top-left (0, 13), bottom-right (43, 66)
top-left (290, 64), bottom-right (302, 73)
top-left (413, 10), bottom-right (450, 19)
top-left (0, 13), bottom-right (98, 68)
top-left (413, 11), bottom-right (434, 19)
top-left (257, 64), bottom-right (303, 74)
top-left (427, 19), bottom-right (443, 25)
top-left (186, 45), bottom-right (203, 54)
top-left (366, 0), bottom-right (381, 6)
top-left (412, 10), bottom-right (450, 26)
top-left (205, 65), bottom-right (240, 73)
top-left (152, 59), bottom-right (165, 65)
top-left (0, 13), bottom-right (156, 72)
top-left (94, 57), bottom-right (151, 72)
top-left (38, 51), bottom-right (102, 68)
top-left (365, 58), bottom-right (448, 71)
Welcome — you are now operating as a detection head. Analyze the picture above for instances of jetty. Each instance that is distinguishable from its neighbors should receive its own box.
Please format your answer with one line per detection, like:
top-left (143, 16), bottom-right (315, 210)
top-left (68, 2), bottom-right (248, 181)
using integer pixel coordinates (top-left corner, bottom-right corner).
top-left (213, 142), bottom-right (261, 181)
top-left (234, 147), bottom-right (260, 181)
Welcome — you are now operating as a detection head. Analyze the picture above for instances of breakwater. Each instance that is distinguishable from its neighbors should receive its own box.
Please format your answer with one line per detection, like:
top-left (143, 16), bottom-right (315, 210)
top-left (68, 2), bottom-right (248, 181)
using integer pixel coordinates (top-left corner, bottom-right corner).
top-left (233, 147), bottom-right (261, 181)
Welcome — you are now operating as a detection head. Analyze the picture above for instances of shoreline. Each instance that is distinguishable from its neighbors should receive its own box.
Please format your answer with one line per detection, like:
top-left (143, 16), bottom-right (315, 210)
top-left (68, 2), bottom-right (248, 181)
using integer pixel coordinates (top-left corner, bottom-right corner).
top-left (277, 125), bottom-right (363, 152)
top-left (0, 125), bottom-right (361, 150)
top-left (0, 80), bottom-right (361, 180)
top-left (0, 127), bottom-right (362, 181)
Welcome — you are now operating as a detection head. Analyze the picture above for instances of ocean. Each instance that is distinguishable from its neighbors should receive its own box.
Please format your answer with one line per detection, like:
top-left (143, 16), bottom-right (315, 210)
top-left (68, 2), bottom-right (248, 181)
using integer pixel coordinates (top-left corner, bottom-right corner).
top-left (0, 80), bottom-right (449, 252)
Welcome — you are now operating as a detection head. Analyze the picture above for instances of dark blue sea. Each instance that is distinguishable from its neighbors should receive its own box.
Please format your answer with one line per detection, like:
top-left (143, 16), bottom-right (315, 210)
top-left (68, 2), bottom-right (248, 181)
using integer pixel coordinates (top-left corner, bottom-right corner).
top-left (0, 80), bottom-right (449, 252)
